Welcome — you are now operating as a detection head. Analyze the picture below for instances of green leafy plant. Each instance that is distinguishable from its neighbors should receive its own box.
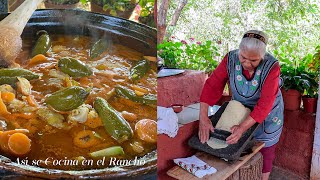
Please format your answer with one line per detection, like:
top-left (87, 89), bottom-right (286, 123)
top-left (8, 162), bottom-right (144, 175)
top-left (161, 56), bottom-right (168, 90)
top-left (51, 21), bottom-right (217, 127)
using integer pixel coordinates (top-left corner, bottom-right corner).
top-left (301, 72), bottom-right (318, 98)
top-left (90, 0), bottom-right (137, 16)
top-left (139, 0), bottom-right (154, 17)
top-left (138, 0), bottom-right (155, 27)
top-left (157, 40), bottom-right (184, 69)
top-left (279, 51), bottom-right (319, 97)
top-left (280, 63), bottom-right (307, 93)
top-left (311, 45), bottom-right (320, 75)
top-left (158, 38), bottom-right (220, 73)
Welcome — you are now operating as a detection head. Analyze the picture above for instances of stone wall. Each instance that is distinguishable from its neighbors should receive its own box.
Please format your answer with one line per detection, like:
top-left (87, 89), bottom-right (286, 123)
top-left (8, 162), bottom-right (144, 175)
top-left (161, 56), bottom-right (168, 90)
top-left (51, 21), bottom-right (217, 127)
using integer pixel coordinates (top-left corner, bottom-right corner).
top-left (274, 110), bottom-right (316, 178)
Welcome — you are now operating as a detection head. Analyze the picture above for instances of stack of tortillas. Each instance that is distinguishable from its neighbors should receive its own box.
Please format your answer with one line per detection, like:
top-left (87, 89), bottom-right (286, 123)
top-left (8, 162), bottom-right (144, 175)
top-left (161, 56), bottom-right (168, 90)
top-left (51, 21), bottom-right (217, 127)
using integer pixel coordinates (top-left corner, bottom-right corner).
top-left (207, 100), bottom-right (251, 149)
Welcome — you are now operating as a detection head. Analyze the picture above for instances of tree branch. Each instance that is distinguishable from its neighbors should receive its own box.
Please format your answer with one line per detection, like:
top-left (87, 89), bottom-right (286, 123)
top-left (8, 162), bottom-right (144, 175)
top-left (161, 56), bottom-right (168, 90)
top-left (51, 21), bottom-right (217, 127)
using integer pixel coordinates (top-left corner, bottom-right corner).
top-left (157, 0), bottom-right (170, 43)
top-left (169, 0), bottom-right (188, 26)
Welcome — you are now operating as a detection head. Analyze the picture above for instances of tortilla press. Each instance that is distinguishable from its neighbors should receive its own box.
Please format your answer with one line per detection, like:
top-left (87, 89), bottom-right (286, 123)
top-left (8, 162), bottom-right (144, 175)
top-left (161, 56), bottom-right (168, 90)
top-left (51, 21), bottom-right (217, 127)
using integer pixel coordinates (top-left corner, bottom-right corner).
top-left (188, 102), bottom-right (261, 162)
top-left (210, 129), bottom-right (231, 141)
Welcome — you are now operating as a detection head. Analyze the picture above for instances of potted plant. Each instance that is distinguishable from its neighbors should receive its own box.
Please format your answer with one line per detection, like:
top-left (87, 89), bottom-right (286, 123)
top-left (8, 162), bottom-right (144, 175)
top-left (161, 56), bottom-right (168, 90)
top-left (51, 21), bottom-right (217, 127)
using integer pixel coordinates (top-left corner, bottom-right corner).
top-left (301, 72), bottom-right (318, 113)
top-left (301, 47), bottom-right (320, 113)
top-left (281, 63), bottom-right (305, 110)
top-left (44, 0), bottom-right (80, 9)
top-left (90, 0), bottom-right (138, 19)
top-left (138, 0), bottom-right (155, 27)
top-left (277, 47), bottom-right (317, 111)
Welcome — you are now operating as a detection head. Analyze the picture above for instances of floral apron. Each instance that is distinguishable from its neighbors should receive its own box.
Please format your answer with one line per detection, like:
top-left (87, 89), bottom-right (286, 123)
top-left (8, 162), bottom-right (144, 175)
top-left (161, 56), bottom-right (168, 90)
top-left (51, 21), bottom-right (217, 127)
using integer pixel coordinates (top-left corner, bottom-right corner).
top-left (227, 49), bottom-right (284, 147)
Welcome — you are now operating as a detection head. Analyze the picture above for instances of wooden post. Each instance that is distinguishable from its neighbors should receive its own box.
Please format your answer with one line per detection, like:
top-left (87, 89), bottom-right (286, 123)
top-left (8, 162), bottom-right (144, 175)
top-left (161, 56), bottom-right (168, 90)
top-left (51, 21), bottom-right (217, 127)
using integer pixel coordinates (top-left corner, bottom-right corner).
top-left (239, 152), bottom-right (263, 180)
top-left (310, 82), bottom-right (320, 179)
top-left (227, 152), bottom-right (263, 180)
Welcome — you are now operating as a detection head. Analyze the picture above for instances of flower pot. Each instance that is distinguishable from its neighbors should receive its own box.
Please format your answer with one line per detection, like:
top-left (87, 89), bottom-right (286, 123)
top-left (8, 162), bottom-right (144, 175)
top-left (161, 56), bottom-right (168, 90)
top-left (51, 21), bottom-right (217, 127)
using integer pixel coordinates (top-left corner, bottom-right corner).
top-left (281, 88), bottom-right (301, 110)
top-left (44, 0), bottom-right (80, 9)
top-left (302, 96), bottom-right (318, 113)
top-left (90, 0), bottom-right (137, 19)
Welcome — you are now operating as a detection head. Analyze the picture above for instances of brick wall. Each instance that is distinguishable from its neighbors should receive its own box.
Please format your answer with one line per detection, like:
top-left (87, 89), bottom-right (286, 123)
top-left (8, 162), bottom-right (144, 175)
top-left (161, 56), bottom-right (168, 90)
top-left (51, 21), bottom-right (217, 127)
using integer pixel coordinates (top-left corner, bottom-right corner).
top-left (157, 70), bottom-right (207, 107)
top-left (274, 110), bottom-right (316, 178)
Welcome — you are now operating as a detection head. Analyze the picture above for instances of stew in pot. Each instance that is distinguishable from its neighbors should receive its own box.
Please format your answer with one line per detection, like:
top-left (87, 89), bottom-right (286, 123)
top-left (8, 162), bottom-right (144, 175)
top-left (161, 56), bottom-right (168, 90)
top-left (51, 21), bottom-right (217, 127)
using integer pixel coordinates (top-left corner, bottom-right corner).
top-left (0, 31), bottom-right (157, 171)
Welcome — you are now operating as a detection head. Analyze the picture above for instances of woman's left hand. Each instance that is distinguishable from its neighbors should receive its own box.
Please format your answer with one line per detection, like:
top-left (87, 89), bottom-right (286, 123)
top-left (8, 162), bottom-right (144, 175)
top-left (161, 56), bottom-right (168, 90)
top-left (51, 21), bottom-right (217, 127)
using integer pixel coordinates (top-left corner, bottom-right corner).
top-left (226, 125), bottom-right (245, 144)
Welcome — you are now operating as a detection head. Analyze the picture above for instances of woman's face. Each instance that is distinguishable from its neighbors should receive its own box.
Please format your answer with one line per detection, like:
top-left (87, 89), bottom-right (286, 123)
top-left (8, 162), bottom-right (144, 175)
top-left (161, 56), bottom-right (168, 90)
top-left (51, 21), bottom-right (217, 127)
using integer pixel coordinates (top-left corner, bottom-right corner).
top-left (239, 49), bottom-right (262, 71)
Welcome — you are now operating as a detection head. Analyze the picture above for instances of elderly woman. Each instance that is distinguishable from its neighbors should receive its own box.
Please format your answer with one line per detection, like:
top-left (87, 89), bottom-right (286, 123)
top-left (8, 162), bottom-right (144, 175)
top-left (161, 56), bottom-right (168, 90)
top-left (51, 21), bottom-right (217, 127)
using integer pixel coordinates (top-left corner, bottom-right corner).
top-left (199, 30), bottom-right (283, 180)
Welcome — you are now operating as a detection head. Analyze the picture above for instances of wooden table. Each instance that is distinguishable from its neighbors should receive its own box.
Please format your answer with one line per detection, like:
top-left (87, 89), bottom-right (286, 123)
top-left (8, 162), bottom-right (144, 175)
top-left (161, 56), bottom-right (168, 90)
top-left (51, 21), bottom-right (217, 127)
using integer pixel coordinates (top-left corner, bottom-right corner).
top-left (167, 142), bottom-right (265, 180)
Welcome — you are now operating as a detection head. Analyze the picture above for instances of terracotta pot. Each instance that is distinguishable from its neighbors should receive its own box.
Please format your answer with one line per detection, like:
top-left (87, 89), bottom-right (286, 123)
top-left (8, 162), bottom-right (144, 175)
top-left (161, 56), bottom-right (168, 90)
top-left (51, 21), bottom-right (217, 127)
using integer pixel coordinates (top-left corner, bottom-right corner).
top-left (44, 0), bottom-right (80, 9)
top-left (281, 89), bottom-right (301, 110)
top-left (90, 1), bottom-right (136, 19)
top-left (302, 96), bottom-right (318, 113)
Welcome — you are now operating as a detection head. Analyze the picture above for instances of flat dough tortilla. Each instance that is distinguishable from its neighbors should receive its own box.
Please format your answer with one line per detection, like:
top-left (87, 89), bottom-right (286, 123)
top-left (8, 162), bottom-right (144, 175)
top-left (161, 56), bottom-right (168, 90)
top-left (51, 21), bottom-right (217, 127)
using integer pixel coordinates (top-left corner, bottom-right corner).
top-left (207, 137), bottom-right (228, 149)
top-left (215, 100), bottom-right (251, 132)
top-left (207, 100), bottom-right (251, 149)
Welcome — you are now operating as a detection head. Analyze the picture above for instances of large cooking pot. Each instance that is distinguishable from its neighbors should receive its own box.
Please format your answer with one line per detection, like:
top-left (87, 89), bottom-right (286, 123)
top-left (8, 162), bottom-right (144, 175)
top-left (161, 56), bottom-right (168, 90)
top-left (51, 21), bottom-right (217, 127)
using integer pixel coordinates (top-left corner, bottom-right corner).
top-left (0, 9), bottom-right (156, 179)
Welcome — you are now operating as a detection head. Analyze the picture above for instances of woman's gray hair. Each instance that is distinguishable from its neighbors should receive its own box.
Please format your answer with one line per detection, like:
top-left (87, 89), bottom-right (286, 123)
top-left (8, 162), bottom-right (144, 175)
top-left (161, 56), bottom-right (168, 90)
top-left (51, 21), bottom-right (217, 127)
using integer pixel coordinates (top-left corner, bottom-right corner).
top-left (239, 30), bottom-right (268, 58)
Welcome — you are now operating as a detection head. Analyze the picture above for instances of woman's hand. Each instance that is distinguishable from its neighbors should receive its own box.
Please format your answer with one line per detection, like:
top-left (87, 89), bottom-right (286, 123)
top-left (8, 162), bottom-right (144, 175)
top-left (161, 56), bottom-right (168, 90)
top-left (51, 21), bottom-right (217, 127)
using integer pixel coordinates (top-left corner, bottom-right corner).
top-left (199, 116), bottom-right (214, 144)
top-left (226, 125), bottom-right (245, 144)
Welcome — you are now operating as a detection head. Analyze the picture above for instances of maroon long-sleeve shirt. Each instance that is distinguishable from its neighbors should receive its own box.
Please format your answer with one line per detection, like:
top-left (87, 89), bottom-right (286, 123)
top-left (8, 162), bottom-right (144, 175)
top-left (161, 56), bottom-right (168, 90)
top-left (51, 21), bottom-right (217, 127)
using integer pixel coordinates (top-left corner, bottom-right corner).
top-left (200, 54), bottom-right (280, 123)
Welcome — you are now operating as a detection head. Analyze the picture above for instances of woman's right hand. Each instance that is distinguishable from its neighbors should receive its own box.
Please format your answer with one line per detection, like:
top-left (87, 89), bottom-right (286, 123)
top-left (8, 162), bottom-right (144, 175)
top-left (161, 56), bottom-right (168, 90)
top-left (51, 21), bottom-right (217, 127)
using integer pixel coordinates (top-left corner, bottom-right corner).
top-left (198, 102), bottom-right (214, 143)
top-left (199, 116), bottom-right (214, 143)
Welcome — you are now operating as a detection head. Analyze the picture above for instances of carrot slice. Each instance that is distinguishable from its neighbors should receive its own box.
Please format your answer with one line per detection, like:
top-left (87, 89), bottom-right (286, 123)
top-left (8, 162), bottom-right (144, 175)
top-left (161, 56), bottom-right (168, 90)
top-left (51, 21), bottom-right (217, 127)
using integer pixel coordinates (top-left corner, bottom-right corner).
top-left (8, 133), bottom-right (31, 155)
top-left (29, 54), bottom-right (48, 65)
top-left (0, 133), bottom-right (11, 152)
top-left (84, 110), bottom-right (103, 129)
top-left (132, 85), bottom-right (148, 93)
top-left (73, 130), bottom-right (100, 148)
top-left (121, 111), bottom-right (137, 122)
top-left (135, 119), bottom-right (157, 143)
top-left (1, 92), bottom-right (15, 103)
top-left (0, 92), bottom-right (10, 116)
top-left (134, 90), bottom-right (145, 96)
top-left (26, 95), bottom-right (38, 107)
top-left (84, 117), bottom-right (103, 129)
top-left (0, 129), bottom-right (29, 153)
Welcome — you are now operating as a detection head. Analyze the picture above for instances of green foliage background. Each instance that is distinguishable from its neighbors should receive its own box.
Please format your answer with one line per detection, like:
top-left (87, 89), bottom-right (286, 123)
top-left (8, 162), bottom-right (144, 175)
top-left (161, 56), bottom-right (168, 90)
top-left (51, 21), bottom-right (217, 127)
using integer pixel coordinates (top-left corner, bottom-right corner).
top-left (158, 0), bottom-right (319, 95)
top-left (163, 0), bottom-right (320, 60)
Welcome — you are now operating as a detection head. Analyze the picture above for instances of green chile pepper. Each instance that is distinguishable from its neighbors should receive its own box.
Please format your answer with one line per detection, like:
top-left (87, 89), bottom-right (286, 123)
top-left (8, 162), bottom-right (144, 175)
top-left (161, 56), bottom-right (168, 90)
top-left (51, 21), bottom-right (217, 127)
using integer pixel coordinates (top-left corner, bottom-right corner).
top-left (0, 68), bottom-right (40, 85)
top-left (115, 85), bottom-right (156, 105)
top-left (130, 60), bottom-right (150, 82)
top-left (45, 86), bottom-right (90, 111)
top-left (94, 97), bottom-right (133, 143)
top-left (0, 77), bottom-right (17, 85)
top-left (58, 57), bottom-right (93, 77)
top-left (31, 30), bottom-right (51, 57)
top-left (90, 39), bottom-right (110, 59)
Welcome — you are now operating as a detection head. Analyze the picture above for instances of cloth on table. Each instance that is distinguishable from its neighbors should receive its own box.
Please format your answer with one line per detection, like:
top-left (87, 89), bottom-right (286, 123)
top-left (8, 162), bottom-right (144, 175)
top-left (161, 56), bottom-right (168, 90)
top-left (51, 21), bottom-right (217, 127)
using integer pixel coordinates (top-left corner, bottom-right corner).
top-left (157, 106), bottom-right (179, 138)
top-left (173, 155), bottom-right (217, 178)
